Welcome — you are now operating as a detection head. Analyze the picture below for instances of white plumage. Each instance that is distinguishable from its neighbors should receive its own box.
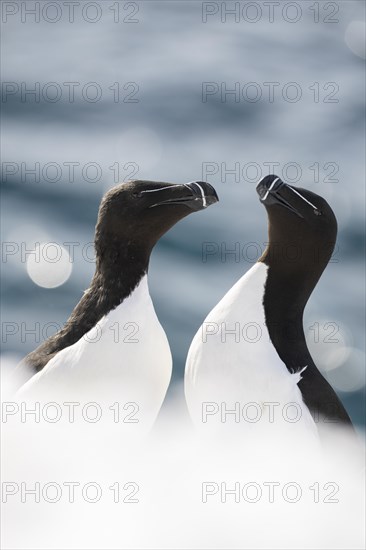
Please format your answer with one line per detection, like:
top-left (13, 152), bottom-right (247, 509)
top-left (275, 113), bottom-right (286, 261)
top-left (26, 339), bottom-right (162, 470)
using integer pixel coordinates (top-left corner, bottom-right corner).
top-left (18, 276), bottom-right (172, 430)
top-left (185, 262), bottom-right (317, 439)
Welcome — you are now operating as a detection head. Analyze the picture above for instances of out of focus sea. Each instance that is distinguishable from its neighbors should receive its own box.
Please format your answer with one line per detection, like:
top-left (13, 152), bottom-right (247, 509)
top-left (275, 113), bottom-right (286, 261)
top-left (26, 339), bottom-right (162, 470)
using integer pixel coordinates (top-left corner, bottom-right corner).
top-left (1, 1), bottom-right (365, 425)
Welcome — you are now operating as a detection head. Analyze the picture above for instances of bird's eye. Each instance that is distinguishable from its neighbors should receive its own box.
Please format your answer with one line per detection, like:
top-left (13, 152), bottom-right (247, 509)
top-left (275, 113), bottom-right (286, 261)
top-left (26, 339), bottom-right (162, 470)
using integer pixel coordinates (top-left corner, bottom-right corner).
top-left (132, 191), bottom-right (142, 198)
top-left (314, 209), bottom-right (322, 216)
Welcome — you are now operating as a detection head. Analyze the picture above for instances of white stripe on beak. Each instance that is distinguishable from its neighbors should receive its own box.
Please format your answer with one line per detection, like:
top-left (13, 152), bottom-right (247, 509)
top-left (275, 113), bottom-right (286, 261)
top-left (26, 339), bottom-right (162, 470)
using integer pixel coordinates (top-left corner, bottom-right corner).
top-left (286, 185), bottom-right (318, 210)
top-left (192, 182), bottom-right (207, 208)
top-left (139, 185), bottom-right (176, 194)
top-left (261, 177), bottom-right (280, 201)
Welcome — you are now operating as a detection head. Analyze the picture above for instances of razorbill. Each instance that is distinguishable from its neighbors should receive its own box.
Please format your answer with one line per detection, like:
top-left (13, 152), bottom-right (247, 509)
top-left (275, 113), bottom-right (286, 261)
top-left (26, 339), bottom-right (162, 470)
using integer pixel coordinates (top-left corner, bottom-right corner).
top-left (185, 175), bottom-right (353, 439)
top-left (17, 180), bottom-right (218, 427)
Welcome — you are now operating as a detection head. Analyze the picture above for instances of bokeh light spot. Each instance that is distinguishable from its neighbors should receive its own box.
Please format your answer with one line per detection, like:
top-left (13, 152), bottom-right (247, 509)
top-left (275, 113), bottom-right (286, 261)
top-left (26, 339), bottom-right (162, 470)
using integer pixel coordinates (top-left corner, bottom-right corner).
top-left (345, 21), bottom-right (366, 59)
top-left (326, 348), bottom-right (366, 393)
top-left (26, 242), bottom-right (72, 288)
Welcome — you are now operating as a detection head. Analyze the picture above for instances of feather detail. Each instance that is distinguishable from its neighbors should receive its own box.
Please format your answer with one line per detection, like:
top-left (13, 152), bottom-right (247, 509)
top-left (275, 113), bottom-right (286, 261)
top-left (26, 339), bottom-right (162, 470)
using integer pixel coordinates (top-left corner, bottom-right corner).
top-left (292, 365), bottom-right (307, 384)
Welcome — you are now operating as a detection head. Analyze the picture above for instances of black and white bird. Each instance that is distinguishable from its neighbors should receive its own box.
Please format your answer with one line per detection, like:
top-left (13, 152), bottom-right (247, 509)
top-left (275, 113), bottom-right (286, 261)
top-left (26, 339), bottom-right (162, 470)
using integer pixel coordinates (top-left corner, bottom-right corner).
top-left (185, 175), bottom-right (353, 439)
top-left (17, 180), bottom-right (218, 427)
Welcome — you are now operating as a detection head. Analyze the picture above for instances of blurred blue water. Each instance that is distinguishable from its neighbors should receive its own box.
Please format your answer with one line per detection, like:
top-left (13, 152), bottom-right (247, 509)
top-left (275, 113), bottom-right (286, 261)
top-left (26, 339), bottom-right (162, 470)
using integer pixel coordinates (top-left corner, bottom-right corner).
top-left (1, 1), bottom-right (365, 425)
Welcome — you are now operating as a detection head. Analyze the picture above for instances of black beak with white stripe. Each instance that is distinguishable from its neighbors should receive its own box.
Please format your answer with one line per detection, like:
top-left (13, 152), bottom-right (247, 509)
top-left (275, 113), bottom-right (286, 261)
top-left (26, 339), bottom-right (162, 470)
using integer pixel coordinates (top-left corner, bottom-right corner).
top-left (147, 181), bottom-right (218, 210)
top-left (257, 175), bottom-right (322, 219)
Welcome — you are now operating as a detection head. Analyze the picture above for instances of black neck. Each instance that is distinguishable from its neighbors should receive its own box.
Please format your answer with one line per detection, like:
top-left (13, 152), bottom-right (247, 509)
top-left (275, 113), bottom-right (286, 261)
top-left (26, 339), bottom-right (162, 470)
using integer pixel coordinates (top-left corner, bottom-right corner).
top-left (95, 237), bottom-right (151, 296)
top-left (261, 257), bottom-right (353, 428)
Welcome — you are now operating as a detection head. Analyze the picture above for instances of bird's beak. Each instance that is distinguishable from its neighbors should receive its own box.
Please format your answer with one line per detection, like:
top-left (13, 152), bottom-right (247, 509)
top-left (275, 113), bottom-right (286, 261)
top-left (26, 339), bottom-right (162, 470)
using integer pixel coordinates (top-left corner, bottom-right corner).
top-left (149, 181), bottom-right (219, 211)
top-left (256, 176), bottom-right (304, 219)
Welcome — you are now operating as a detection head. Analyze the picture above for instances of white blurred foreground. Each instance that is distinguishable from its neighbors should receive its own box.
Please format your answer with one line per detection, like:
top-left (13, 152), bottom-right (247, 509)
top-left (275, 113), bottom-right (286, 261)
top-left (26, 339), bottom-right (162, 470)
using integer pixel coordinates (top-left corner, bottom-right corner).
top-left (1, 372), bottom-right (365, 550)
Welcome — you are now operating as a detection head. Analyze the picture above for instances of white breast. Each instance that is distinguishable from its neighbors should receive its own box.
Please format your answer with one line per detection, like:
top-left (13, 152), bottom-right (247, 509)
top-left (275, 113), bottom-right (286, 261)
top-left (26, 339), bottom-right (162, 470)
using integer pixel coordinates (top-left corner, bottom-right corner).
top-left (19, 276), bottom-right (172, 428)
top-left (185, 262), bottom-right (317, 439)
